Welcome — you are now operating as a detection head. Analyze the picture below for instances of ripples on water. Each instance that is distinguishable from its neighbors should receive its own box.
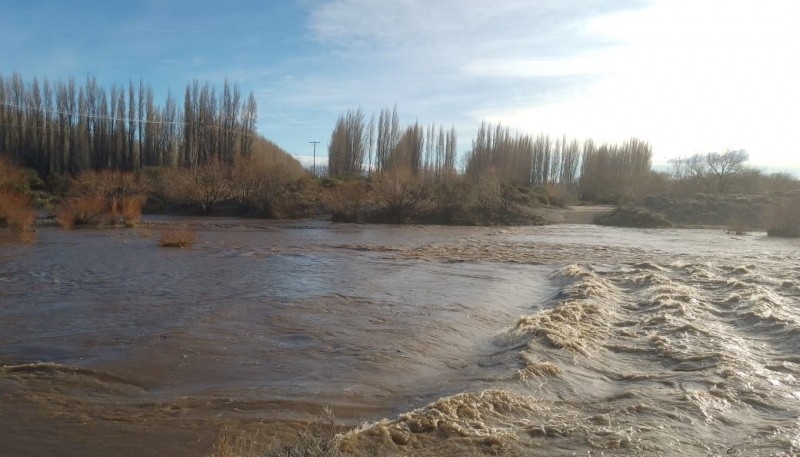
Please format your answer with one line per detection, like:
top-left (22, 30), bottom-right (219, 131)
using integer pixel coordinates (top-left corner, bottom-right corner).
top-left (1, 221), bottom-right (800, 456)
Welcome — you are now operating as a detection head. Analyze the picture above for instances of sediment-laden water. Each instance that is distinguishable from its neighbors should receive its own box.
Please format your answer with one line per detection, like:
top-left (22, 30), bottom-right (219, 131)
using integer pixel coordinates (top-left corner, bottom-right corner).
top-left (1, 221), bottom-right (799, 456)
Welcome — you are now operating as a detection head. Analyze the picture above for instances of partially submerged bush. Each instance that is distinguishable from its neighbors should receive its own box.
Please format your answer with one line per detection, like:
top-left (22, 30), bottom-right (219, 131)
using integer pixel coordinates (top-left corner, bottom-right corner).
top-left (427, 179), bottom-right (470, 224)
top-left (212, 408), bottom-right (344, 457)
top-left (371, 170), bottom-right (426, 224)
top-left (595, 206), bottom-right (673, 228)
top-left (471, 173), bottom-right (538, 225)
top-left (113, 196), bottom-right (144, 226)
top-left (327, 179), bottom-right (374, 223)
top-left (0, 156), bottom-right (37, 237)
top-left (56, 197), bottom-right (109, 228)
top-left (766, 196), bottom-right (800, 237)
top-left (0, 191), bottom-right (36, 234)
top-left (317, 171), bottom-right (547, 226)
top-left (153, 157), bottom-right (309, 217)
top-left (56, 171), bottom-right (146, 228)
top-left (158, 226), bottom-right (197, 247)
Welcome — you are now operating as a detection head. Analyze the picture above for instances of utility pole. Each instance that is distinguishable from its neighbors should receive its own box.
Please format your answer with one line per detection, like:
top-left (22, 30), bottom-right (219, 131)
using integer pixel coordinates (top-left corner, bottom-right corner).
top-left (309, 141), bottom-right (320, 177)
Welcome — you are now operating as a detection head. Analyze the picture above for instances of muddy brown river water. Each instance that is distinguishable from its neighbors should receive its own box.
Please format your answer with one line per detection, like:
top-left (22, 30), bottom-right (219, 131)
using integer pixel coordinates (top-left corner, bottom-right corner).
top-left (1, 220), bottom-right (800, 456)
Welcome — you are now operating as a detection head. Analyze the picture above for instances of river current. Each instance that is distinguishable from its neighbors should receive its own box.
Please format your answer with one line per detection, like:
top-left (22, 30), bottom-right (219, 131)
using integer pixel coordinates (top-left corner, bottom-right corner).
top-left (1, 220), bottom-right (799, 456)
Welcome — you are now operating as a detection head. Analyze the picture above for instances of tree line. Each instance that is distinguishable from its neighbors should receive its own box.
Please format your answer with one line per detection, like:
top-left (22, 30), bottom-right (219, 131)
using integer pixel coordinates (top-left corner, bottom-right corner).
top-left (328, 106), bottom-right (457, 181)
top-left (464, 122), bottom-right (583, 187)
top-left (327, 107), bottom-right (653, 203)
top-left (0, 73), bottom-right (258, 178)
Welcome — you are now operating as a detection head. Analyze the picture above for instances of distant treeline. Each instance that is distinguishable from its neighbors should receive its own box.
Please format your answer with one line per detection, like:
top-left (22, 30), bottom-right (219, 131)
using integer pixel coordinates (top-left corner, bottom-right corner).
top-left (327, 106), bottom-right (653, 202)
top-left (0, 73), bottom-right (259, 177)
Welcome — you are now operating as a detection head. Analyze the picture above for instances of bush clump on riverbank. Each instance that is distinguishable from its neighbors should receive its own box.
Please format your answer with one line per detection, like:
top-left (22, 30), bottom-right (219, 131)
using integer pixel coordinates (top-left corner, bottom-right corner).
top-left (595, 206), bottom-right (673, 228)
top-left (54, 171), bottom-right (146, 228)
top-left (766, 196), bottom-right (800, 237)
top-left (324, 172), bottom-right (547, 226)
top-left (0, 157), bottom-right (37, 238)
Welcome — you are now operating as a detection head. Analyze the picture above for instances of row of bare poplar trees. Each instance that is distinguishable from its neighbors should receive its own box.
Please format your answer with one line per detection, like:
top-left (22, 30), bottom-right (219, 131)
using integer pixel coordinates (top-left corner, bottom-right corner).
top-left (465, 122), bottom-right (582, 186)
top-left (328, 106), bottom-right (457, 180)
top-left (0, 73), bottom-right (258, 178)
top-left (465, 124), bottom-right (651, 200)
top-left (328, 108), bottom-right (652, 197)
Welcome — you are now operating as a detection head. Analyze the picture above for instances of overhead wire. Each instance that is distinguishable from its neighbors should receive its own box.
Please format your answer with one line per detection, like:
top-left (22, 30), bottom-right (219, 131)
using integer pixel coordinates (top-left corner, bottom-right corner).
top-left (0, 101), bottom-right (252, 135)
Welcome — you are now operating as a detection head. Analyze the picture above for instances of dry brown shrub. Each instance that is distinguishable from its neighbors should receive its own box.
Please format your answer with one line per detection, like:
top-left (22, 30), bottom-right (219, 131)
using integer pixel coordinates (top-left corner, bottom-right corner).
top-left (0, 156), bottom-right (31, 193)
top-left (767, 196), bottom-right (800, 237)
top-left (160, 161), bottom-right (231, 214)
top-left (0, 191), bottom-right (36, 241)
top-left (56, 197), bottom-right (108, 228)
top-left (158, 225), bottom-right (197, 248)
top-left (111, 196), bottom-right (144, 226)
top-left (54, 170), bottom-right (146, 228)
top-left (0, 192), bottom-right (35, 230)
top-left (0, 156), bottom-right (37, 240)
top-left (73, 170), bottom-right (144, 199)
top-left (372, 170), bottom-right (426, 223)
top-left (326, 180), bottom-right (373, 222)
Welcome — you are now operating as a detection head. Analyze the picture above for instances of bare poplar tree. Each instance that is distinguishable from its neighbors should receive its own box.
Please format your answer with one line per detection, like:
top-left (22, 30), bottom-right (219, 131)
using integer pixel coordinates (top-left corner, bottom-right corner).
top-left (375, 105), bottom-right (400, 172)
top-left (328, 108), bottom-right (368, 177)
top-left (388, 122), bottom-right (424, 174)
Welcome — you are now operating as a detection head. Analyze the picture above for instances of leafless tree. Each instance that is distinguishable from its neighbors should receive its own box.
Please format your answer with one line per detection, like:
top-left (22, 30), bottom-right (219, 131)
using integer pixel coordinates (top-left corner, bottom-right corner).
top-left (579, 137), bottom-right (653, 202)
top-left (670, 149), bottom-right (749, 194)
top-left (375, 105), bottom-right (400, 173)
top-left (328, 108), bottom-right (368, 177)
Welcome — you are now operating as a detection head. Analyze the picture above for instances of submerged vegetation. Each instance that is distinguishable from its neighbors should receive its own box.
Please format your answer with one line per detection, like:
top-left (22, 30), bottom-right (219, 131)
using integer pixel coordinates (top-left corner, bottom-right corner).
top-left (212, 409), bottom-right (358, 457)
top-left (157, 225), bottom-right (197, 247)
top-left (0, 155), bottom-right (37, 240)
top-left (594, 206), bottom-right (673, 229)
top-left (766, 196), bottom-right (800, 237)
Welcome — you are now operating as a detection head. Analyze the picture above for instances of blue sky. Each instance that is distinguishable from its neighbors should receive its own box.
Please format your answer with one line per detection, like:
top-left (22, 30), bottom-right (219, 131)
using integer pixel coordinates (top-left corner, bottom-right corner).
top-left (3, 0), bottom-right (799, 172)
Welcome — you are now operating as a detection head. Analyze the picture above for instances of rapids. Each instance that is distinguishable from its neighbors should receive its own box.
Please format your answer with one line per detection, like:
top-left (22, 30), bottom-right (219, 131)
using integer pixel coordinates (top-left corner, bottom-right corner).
top-left (1, 220), bottom-right (799, 456)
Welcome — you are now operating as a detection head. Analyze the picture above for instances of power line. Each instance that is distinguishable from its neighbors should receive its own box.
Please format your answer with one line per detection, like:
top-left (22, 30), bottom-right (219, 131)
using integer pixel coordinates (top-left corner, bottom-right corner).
top-left (0, 101), bottom-right (182, 126)
top-left (0, 101), bottom-right (251, 135)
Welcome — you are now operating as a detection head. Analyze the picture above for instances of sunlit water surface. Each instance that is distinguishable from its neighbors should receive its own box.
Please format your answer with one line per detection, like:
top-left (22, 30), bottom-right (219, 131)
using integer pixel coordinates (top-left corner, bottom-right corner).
top-left (1, 220), bottom-right (799, 456)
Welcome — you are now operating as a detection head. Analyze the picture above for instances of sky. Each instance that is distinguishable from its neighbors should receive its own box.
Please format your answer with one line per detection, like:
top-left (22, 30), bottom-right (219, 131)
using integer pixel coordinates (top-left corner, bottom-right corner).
top-left (2, 0), bottom-right (799, 173)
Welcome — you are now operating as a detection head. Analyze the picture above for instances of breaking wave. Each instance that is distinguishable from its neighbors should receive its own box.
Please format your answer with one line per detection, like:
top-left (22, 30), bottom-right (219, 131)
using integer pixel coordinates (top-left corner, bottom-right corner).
top-left (4, 223), bottom-right (800, 456)
top-left (347, 259), bottom-right (800, 456)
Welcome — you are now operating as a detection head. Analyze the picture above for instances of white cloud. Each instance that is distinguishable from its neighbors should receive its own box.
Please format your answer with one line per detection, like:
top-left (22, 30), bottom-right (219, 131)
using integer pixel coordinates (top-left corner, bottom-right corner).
top-left (299, 0), bottom-right (800, 170)
top-left (481, 0), bottom-right (800, 166)
top-left (302, 0), bottom-right (644, 123)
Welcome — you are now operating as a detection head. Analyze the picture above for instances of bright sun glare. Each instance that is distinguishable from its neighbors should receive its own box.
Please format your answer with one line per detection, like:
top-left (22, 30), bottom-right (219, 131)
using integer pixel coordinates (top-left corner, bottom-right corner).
top-left (482, 0), bottom-right (800, 168)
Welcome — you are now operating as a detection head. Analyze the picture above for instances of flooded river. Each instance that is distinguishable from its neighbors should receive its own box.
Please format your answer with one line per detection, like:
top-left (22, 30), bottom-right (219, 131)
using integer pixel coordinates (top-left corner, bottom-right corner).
top-left (1, 220), bottom-right (800, 456)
